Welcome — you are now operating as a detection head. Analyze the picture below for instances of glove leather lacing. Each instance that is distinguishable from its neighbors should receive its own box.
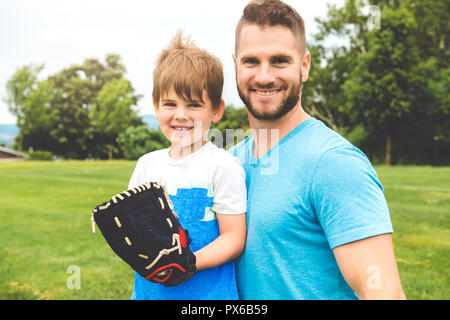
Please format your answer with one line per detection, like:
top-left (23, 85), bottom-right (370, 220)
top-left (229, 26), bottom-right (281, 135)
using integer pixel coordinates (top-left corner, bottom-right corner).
top-left (90, 181), bottom-right (186, 281)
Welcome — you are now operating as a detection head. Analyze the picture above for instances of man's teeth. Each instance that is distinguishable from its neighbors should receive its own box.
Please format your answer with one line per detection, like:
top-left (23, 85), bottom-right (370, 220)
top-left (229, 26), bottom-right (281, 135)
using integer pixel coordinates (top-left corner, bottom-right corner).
top-left (255, 90), bottom-right (279, 96)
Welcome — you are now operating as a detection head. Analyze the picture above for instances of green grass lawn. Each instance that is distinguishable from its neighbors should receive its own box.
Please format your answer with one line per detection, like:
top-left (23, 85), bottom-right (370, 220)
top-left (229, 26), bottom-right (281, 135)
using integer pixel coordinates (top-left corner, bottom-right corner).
top-left (0, 161), bottom-right (448, 299)
top-left (375, 166), bottom-right (450, 300)
top-left (0, 160), bottom-right (136, 300)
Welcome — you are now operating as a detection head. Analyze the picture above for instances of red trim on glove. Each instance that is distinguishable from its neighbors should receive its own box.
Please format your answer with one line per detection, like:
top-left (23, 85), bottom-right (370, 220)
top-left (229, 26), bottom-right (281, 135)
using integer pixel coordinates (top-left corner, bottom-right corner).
top-left (179, 227), bottom-right (187, 248)
top-left (145, 263), bottom-right (187, 282)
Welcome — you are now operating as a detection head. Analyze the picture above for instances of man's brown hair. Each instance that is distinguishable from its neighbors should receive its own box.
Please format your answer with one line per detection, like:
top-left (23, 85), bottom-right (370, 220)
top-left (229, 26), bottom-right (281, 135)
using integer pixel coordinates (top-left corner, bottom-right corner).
top-left (235, 0), bottom-right (306, 55)
top-left (152, 31), bottom-right (224, 109)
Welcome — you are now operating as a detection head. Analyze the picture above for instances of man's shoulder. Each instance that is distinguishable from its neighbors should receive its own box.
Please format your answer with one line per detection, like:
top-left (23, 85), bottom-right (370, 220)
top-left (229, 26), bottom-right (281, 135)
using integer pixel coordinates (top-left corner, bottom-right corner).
top-left (304, 119), bottom-right (349, 147)
top-left (300, 119), bottom-right (362, 158)
top-left (309, 123), bottom-right (378, 188)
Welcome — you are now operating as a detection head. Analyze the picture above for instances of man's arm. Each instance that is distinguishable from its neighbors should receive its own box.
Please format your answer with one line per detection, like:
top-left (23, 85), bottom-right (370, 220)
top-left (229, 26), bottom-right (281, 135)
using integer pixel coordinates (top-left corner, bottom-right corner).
top-left (332, 233), bottom-right (406, 300)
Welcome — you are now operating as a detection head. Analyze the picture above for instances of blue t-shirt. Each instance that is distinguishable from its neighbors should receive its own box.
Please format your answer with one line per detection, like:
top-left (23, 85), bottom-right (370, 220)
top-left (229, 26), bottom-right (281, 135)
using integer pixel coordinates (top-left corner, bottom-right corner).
top-left (229, 118), bottom-right (393, 300)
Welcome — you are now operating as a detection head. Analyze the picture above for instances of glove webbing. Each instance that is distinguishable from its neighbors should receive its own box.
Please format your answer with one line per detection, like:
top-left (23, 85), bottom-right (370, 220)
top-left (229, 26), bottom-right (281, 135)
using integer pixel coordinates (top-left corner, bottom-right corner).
top-left (91, 180), bottom-right (177, 233)
top-left (91, 181), bottom-right (184, 275)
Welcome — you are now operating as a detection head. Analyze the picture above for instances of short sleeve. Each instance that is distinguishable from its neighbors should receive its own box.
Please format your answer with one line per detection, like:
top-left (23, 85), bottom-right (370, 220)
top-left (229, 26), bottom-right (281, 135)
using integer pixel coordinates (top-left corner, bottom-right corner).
top-left (311, 146), bottom-right (393, 249)
top-left (211, 155), bottom-right (247, 215)
top-left (128, 158), bottom-right (143, 189)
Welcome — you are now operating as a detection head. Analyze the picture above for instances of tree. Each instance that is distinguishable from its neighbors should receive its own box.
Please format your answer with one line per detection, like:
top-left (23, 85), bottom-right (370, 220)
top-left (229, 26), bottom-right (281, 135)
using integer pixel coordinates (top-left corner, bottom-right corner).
top-left (5, 64), bottom-right (44, 152)
top-left (305, 0), bottom-right (449, 165)
top-left (4, 54), bottom-right (143, 159)
top-left (48, 54), bottom-right (131, 159)
top-left (117, 125), bottom-right (170, 160)
top-left (342, 5), bottom-right (428, 165)
top-left (303, 0), bottom-right (378, 143)
top-left (405, 0), bottom-right (450, 163)
top-left (90, 77), bottom-right (142, 159)
top-left (19, 79), bottom-right (57, 152)
top-left (302, 44), bottom-right (353, 133)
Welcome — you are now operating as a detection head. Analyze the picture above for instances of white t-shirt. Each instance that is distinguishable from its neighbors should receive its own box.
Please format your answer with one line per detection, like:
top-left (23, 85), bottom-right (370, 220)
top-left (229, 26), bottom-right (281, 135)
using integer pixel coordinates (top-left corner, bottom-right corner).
top-left (128, 141), bottom-right (247, 300)
top-left (129, 141), bottom-right (247, 218)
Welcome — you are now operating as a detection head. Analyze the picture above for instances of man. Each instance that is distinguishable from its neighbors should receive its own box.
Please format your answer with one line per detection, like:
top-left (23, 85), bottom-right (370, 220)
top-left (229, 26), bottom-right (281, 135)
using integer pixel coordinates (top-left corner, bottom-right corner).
top-left (230, 0), bottom-right (406, 300)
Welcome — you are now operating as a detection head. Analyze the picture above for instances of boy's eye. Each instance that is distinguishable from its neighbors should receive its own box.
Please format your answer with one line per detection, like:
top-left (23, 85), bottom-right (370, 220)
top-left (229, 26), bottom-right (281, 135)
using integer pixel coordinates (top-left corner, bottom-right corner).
top-left (189, 103), bottom-right (201, 108)
top-left (163, 102), bottom-right (176, 107)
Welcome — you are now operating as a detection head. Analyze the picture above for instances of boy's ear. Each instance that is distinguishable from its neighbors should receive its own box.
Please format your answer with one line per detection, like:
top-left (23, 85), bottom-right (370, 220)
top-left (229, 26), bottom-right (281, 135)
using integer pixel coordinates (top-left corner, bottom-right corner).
top-left (153, 101), bottom-right (159, 120)
top-left (212, 99), bottom-right (225, 123)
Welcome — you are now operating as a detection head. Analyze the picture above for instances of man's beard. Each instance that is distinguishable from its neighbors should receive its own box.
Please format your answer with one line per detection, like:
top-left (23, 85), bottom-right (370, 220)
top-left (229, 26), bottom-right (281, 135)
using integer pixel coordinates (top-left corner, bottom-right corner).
top-left (237, 80), bottom-right (302, 121)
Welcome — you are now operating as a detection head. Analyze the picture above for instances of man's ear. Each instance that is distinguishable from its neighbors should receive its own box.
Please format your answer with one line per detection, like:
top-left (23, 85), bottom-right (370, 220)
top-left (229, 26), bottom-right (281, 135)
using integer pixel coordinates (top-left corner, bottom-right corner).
top-left (232, 53), bottom-right (238, 75)
top-left (212, 99), bottom-right (225, 123)
top-left (301, 51), bottom-right (311, 83)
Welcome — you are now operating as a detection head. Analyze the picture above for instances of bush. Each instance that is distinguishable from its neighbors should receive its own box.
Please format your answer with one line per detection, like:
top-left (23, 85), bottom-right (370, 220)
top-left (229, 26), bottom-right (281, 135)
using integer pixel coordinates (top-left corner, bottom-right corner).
top-left (28, 150), bottom-right (54, 161)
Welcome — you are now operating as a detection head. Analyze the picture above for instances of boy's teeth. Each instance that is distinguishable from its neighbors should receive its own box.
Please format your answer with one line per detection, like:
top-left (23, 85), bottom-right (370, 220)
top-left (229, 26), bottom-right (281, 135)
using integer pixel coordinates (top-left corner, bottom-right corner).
top-left (175, 127), bottom-right (190, 131)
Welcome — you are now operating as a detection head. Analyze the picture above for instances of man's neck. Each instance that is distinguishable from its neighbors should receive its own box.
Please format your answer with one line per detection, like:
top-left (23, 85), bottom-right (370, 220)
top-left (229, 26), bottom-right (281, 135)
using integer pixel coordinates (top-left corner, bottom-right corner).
top-left (249, 103), bottom-right (310, 159)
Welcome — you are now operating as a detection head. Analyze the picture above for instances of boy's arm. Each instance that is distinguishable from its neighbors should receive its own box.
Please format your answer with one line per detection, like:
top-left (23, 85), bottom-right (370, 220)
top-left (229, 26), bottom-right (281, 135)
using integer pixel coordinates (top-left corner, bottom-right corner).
top-left (194, 212), bottom-right (247, 271)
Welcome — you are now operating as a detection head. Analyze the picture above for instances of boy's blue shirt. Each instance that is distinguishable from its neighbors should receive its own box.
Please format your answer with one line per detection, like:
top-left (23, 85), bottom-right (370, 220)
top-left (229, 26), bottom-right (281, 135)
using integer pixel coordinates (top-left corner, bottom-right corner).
top-left (132, 189), bottom-right (239, 300)
top-left (129, 142), bottom-right (245, 300)
top-left (229, 117), bottom-right (393, 300)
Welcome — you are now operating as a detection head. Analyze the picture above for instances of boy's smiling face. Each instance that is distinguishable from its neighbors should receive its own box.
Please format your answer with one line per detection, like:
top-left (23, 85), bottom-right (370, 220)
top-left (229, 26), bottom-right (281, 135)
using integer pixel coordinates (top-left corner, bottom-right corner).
top-left (154, 87), bottom-right (224, 158)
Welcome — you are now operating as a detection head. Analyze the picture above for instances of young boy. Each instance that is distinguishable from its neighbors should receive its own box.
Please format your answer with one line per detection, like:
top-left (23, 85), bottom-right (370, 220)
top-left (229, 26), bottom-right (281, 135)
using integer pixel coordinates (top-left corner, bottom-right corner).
top-left (127, 32), bottom-right (247, 300)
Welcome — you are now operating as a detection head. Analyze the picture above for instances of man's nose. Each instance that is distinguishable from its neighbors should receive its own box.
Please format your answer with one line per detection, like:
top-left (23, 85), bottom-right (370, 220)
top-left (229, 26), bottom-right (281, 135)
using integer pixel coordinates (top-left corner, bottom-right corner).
top-left (254, 63), bottom-right (275, 87)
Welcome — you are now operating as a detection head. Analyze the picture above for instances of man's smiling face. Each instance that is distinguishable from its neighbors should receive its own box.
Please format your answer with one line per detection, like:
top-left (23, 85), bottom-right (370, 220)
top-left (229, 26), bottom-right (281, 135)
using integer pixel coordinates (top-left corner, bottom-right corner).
top-left (234, 24), bottom-right (305, 121)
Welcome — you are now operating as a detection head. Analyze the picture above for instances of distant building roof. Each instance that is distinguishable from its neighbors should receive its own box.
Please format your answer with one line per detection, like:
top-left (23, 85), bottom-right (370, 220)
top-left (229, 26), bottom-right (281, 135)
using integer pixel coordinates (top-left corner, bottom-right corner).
top-left (0, 146), bottom-right (27, 159)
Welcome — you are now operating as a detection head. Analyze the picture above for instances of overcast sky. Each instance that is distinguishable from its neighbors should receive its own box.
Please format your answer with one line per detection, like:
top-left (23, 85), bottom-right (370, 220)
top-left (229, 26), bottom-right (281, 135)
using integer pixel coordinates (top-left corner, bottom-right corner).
top-left (0, 0), bottom-right (345, 124)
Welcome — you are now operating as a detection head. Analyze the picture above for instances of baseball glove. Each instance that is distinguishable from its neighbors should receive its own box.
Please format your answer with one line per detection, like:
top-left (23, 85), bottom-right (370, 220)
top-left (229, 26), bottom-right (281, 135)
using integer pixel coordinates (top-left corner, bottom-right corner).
top-left (90, 181), bottom-right (197, 287)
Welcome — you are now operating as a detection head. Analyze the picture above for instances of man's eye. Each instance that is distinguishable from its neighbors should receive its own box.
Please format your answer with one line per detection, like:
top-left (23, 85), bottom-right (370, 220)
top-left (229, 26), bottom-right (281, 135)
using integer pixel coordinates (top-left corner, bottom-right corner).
top-left (243, 58), bottom-right (258, 65)
top-left (272, 57), bottom-right (288, 65)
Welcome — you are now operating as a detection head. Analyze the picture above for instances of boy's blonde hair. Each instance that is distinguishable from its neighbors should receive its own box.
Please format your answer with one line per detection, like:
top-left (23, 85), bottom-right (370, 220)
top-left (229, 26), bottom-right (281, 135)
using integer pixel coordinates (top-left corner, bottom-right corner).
top-left (152, 31), bottom-right (224, 109)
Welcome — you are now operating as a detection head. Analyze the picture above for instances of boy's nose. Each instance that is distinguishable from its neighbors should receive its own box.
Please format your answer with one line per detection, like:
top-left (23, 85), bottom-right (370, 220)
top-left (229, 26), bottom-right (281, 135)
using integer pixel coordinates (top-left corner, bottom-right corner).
top-left (174, 106), bottom-right (188, 120)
